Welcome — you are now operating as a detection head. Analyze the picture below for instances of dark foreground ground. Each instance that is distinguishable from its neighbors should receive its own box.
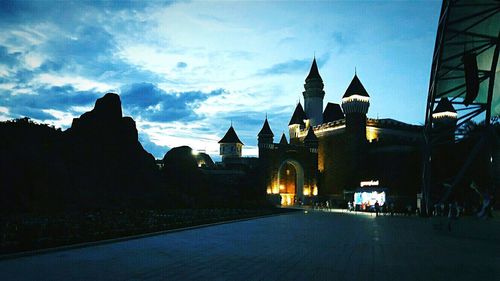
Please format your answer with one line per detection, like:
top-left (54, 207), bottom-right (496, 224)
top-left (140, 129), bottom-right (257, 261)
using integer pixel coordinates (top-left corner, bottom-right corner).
top-left (0, 208), bottom-right (292, 255)
top-left (0, 210), bottom-right (499, 281)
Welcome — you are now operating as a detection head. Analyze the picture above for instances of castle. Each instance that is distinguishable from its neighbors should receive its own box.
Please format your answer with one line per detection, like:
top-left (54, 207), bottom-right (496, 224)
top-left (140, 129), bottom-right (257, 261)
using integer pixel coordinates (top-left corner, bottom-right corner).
top-left (218, 58), bottom-right (458, 206)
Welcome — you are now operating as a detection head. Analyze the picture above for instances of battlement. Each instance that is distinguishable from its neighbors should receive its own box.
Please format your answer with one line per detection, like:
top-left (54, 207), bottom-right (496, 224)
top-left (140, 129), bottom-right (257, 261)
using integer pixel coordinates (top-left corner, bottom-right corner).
top-left (296, 118), bottom-right (346, 138)
top-left (366, 118), bottom-right (422, 132)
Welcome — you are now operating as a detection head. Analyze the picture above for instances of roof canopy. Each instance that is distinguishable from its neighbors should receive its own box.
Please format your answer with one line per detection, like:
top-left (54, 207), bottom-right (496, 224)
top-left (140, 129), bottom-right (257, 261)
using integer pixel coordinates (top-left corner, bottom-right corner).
top-left (427, 0), bottom-right (499, 118)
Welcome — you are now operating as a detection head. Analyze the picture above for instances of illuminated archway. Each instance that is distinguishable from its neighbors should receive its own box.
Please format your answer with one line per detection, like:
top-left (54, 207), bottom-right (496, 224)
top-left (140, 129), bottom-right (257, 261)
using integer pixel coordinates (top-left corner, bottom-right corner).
top-left (276, 159), bottom-right (304, 205)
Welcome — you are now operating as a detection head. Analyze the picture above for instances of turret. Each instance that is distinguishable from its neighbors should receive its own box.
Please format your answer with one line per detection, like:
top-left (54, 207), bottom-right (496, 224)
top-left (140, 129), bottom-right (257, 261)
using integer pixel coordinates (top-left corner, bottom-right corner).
top-left (257, 118), bottom-right (274, 158)
top-left (432, 97), bottom-right (457, 143)
top-left (303, 126), bottom-right (318, 148)
top-left (288, 102), bottom-right (307, 144)
top-left (279, 133), bottom-right (288, 145)
top-left (341, 74), bottom-right (370, 139)
top-left (218, 125), bottom-right (244, 161)
top-left (341, 74), bottom-right (370, 190)
top-left (258, 117), bottom-right (274, 144)
top-left (302, 58), bottom-right (325, 127)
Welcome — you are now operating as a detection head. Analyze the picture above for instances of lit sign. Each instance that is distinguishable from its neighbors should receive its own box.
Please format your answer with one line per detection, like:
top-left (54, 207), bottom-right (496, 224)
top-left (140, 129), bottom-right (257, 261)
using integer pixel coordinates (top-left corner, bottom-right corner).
top-left (354, 191), bottom-right (386, 206)
top-left (360, 180), bottom-right (379, 187)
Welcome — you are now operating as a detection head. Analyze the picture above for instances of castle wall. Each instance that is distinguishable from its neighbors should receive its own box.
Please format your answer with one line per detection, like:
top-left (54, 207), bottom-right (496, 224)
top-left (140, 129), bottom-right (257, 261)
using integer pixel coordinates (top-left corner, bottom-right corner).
top-left (318, 133), bottom-right (349, 198)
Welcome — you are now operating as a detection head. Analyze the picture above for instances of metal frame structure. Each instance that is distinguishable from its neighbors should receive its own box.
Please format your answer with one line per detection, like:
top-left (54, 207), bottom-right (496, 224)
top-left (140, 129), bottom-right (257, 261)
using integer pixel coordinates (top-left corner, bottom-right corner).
top-left (423, 0), bottom-right (499, 215)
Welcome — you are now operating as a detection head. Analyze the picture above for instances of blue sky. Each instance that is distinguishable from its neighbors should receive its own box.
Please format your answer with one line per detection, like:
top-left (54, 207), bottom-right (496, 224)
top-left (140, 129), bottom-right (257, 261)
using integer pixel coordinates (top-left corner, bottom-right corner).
top-left (0, 0), bottom-right (442, 159)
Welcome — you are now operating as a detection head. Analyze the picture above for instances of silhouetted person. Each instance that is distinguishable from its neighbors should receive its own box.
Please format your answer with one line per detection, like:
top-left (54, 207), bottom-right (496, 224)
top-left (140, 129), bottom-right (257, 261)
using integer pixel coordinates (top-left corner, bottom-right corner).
top-left (374, 201), bottom-right (380, 217)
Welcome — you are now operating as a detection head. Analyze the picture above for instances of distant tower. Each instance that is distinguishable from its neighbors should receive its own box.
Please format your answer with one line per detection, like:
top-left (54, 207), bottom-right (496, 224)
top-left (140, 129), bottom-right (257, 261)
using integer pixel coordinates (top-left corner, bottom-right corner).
top-left (288, 102), bottom-right (307, 145)
top-left (279, 133), bottom-right (288, 145)
top-left (303, 58), bottom-right (325, 127)
top-left (303, 126), bottom-right (318, 148)
top-left (432, 97), bottom-right (457, 143)
top-left (341, 74), bottom-right (370, 189)
top-left (257, 117), bottom-right (274, 157)
top-left (219, 125), bottom-right (244, 160)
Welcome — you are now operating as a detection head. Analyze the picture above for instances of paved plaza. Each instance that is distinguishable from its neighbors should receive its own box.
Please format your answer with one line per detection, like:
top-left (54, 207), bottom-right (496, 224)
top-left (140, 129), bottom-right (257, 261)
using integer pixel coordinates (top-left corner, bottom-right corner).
top-left (0, 210), bottom-right (499, 281)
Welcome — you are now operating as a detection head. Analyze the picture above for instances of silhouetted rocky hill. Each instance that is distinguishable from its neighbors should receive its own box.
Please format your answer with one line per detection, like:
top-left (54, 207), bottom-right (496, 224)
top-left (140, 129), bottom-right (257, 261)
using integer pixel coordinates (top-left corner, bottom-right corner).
top-left (0, 93), bottom-right (272, 214)
top-left (64, 93), bottom-right (161, 209)
top-left (0, 93), bottom-right (163, 213)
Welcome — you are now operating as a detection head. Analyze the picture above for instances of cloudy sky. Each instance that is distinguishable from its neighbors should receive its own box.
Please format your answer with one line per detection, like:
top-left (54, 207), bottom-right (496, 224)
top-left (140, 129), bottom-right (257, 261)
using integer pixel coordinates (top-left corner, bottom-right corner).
top-left (0, 0), bottom-right (441, 159)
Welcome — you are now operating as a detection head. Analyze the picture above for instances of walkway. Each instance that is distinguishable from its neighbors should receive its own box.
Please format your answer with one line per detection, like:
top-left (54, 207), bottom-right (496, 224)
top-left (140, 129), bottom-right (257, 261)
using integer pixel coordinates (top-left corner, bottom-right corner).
top-left (1, 211), bottom-right (499, 281)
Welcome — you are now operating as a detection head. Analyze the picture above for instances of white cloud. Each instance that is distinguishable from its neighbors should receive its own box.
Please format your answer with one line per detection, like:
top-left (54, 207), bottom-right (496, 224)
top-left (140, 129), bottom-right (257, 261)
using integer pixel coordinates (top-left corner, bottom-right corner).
top-left (35, 74), bottom-right (118, 92)
top-left (24, 52), bottom-right (44, 69)
top-left (0, 1), bottom-right (441, 159)
top-left (137, 120), bottom-right (222, 157)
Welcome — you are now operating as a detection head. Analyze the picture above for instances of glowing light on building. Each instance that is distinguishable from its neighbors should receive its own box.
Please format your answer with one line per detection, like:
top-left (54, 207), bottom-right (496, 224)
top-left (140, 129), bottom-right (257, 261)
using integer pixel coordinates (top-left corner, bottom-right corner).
top-left (266, 187), bottom-right (272, 194)
top-left (280, 194), bottom-right (294, 205)
top-left (272, 184), bottom-right (280, 194)
top-left (341, 94), bottom-right (370, 103)
top-left (432, 111), bottom-right (458, 119)
top-left (366, 127), bottom-right (379, 142)
top-left (312, 186), bottom-right (318, 196)
top-left (303, 187), bottom-right (310, 196)
top-left (297, 124), bottom-right (346, 138)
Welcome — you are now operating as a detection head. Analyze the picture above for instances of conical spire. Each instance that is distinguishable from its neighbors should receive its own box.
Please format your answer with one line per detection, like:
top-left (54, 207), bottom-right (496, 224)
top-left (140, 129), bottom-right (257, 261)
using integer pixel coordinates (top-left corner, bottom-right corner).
top-left (219, 125), bottom-right (244, 145)
top-left (433, 97), bottom-right (456, 114)
top-left (279, 133), bottom-right (288, 145)
top-left (304, 126), bottom-right (318, 142)
top-left (342, 74), bottom-right (369, 98)
top-left (305, 57), bottom-right (323, 82)
top-left (258, 118), bottom-right (274, 137)
top-left (289, 102), bottom-right (307, 126)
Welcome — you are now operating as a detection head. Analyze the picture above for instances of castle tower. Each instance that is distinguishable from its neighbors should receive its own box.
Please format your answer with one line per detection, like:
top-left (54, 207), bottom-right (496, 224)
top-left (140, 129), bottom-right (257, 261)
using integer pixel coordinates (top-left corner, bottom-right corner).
top-left (341, 74), bottom-right (370, 138)
top-left (257, 117), bottom-right (274, 159)
top-left (288, 102), bottom-right (307, 145)
top-left (258, 117), bottom-right (274, 144)
top-left (432, 97), bottom-right (457, 143)
top-left (219, 125), bottom-right (244, 160)
top-left (341, 74), bottom-right (370, 189)
top-left (302, 58), bottom-right (325, 127)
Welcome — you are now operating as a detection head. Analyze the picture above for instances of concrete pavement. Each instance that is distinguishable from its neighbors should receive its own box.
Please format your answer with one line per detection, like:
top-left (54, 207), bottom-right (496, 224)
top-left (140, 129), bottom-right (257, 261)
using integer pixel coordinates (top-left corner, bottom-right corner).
top-left (0, 210), bottom-right (498, 281)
